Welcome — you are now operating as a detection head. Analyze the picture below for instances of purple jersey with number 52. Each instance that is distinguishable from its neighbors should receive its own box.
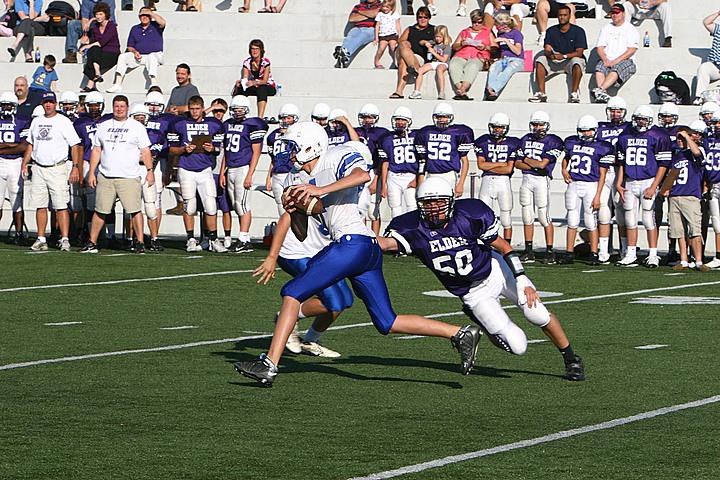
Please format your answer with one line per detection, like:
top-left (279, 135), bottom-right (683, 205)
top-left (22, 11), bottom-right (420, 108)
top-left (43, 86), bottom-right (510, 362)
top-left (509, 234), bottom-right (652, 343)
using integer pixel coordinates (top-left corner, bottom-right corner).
top-left (414, 124), bottom-right (474, 174)
top-left (385, 199), bottom-right (500, 296)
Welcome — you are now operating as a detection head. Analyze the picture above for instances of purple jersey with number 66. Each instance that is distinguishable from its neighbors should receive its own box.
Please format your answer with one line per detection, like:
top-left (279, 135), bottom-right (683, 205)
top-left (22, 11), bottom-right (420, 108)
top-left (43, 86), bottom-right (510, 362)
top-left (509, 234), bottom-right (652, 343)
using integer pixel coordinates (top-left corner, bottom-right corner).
top-left (385, 199), bottom-right (501, 296)
top-left (616, 126), bottom-right (672, 180)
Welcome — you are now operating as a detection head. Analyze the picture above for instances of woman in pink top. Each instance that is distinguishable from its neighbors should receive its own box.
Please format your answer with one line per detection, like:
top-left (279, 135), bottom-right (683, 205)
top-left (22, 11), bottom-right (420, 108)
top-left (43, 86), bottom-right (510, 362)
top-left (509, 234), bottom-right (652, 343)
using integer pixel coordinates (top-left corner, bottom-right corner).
top-left (448, 9), bottom-right (495, 100)
top-left (234, 38), bottom-right (277, 118)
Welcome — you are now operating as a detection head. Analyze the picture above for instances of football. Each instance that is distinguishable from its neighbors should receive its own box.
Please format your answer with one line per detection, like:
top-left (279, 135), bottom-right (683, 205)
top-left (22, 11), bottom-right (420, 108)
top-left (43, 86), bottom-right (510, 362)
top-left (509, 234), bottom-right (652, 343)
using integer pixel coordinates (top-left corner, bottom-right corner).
top-left (283, 190), bottom-right (324, 216)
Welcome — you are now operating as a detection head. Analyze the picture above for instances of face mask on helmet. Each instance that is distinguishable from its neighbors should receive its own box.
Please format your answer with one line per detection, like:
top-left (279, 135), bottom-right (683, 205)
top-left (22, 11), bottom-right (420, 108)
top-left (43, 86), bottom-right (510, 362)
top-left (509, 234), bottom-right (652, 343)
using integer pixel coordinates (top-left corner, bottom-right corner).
top-left (433, 113), bottom-right (453, 130)
top-left (231, 106), bottom-right (249, 121)
top-left (131, 113), bottom-right (148, 126)
top-left (631, 115), bottom-right (652, 133)
top-left (530, 121), bottom-right (548, 138)
top-left (328, 119), bottom-right (346, 135)
top-left (658, 114), bottom-right (677, 128)
top-left (358, 114), bottom-right (378, 128)
top-left (606, 107), bottom-right (626, 124)
top-left (145, 102), bottom-right (163, 117)
top-left (712, 117), bottom-right (720, 136)
top-left (0, 102), bottom-right (16, 117)
top-left (60, 101), bottom-right (77, 116)
top-left (417, 188), bottom-right (454, 229)
top-left (311, 115), bottom-right (328, 126)
top-left (279, 114), bottom-right (298, 129)
top-left (577, 127), bottom-right (596, 143)
top-left (86, 102), bottom-right (103, 118)
top-left (489, 122), bottom-right (509, 139)
top-left (392, 116), bottom-right (411, 133)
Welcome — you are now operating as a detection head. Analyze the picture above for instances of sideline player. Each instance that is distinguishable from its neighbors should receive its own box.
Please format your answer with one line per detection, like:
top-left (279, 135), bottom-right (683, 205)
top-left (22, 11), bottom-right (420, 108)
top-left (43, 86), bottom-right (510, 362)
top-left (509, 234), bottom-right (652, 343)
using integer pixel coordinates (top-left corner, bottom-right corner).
top-left (474, 112), bottom-right (521, 243)
top-left (559, 115), bottom-right (613, 265)
top-left (265, 103), bottom-right (300, 216)
top-left (356, 103), bottom-right (389, 235)
top-left (381, 177), bottom-right (586, 381)
top-left (516, 110), bottom-right (565, 263)
top-left (703, 110), bottom-right (720, 269)
top-left (0, 92), bottom-right (30, 244)
top-left (233, 122), bottom-right (482, 387)
top-left (379, 106), bottom-right (418, 218)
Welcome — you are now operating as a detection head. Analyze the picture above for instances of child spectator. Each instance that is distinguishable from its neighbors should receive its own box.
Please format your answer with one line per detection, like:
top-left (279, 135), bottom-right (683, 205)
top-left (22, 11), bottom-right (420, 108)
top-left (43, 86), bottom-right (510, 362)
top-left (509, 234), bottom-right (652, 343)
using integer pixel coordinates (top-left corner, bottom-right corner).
top-left (30, 55), bottom-right (59, 93)
top-left (409, 24), bottom-right (451, 99)
top-left (373, 0), bottom-right (401, 69)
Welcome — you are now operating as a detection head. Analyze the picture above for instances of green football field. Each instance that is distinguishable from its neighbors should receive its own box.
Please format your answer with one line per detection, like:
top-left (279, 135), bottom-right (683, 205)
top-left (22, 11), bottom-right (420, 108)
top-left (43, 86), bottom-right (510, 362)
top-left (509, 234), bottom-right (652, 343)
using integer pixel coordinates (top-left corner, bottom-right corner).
top-left (1, 242), bottom-right (719, 479)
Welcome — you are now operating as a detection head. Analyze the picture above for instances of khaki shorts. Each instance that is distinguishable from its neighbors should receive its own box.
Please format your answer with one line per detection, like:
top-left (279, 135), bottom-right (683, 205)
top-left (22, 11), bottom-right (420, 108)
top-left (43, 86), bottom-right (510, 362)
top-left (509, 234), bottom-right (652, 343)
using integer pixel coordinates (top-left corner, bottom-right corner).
top-left (29, 162), bottom-right (70, 210)
top-left (535, 55), bottom-right (586, 75)
top-left (95, 173), bottom-right (142, 215)
top-left (668, 196), bottom-right (702, 239)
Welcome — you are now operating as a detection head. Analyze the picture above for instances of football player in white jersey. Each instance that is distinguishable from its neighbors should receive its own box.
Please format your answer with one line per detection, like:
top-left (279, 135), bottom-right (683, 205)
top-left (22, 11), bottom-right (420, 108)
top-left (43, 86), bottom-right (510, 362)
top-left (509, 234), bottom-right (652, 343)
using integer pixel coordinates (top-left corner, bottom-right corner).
top-left (234, 122), bottom-right (482, 387)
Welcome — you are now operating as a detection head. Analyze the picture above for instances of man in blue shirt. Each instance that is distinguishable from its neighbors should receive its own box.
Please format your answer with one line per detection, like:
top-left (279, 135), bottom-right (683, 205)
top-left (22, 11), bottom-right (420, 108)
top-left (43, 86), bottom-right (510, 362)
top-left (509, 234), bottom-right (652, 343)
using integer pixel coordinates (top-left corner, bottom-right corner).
top-left (106, 9), bottom-right (165, 93)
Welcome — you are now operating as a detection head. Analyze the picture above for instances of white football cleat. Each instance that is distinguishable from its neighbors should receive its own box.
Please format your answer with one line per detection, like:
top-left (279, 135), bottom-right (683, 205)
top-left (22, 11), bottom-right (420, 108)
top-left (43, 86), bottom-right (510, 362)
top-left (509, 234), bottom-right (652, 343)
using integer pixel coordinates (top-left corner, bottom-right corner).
top-left (616, 253), bottom-right (638, 267)
top-left (59, 238), bottom-right (71, 252)
top-left (301, 341), bottom-right (341, 358)
top-left (210, 238), bottom-right (228, 253)
top-left (186, 238), bottom-right (202, 252)
top-left (705, 258), bottom-right (720, 269)
top-left (598, 252), bottom-right (611, 264)
top-left (30, 239), bottom-right (48, 251)
top-left (643, 254), bottom-right (660, 268)
top-left (286, 322), bottom-right (302, 354)
top-left (223, 236), bottom-right (232, 249)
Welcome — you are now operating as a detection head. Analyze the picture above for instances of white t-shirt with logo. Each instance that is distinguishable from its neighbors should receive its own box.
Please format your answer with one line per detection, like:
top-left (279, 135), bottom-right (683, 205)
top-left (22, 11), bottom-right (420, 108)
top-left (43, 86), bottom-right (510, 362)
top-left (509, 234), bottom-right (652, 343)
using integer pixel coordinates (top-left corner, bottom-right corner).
top-left (93, 117), bottom-right (151, 178)
top-left (28, 113), bottom-right (81, 166)
top-left (596, 21), bottom-right (640, 62)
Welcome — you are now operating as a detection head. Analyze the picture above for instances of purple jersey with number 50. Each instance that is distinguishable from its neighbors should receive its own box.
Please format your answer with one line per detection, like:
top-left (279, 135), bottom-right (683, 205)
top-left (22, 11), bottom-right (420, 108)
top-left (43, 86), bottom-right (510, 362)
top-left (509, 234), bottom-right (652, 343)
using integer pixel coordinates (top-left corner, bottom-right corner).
top-left (616, 126), bottom-right (672, 180)
top-left (385, 199), bottom-right (500, 296)
top-left (414, 124), bottom-right (474, 174)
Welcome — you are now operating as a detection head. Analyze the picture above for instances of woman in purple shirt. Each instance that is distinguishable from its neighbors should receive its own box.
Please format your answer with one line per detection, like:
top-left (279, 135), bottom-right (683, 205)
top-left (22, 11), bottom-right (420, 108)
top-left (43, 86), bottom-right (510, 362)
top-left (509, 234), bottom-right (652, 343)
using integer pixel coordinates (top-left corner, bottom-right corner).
top-left (79, 2), bottom-right (120, 92)
top-left (484, 13), bottom-right (524, 101)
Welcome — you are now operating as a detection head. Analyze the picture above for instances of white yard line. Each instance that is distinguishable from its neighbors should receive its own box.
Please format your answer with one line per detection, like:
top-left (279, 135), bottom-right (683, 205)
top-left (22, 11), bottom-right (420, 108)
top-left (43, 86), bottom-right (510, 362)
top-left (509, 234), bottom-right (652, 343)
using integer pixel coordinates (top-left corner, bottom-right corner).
top-left (44, 321), bottom-right (83, 326)
top-left (348, 395), bottom-right (720, 480)
top-left (635, 344), bottom-right (669, 350)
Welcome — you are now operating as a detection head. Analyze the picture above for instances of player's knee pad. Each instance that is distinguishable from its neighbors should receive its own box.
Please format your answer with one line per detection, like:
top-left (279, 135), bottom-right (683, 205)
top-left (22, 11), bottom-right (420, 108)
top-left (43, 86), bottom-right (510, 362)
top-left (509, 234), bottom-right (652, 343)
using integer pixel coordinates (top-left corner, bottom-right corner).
top-left (184, 197), bottom-right (197, 216)
top-left (499, 210), bottom-right (512, 230)
top-left (144, 200), bottom-right (157, 220)
top-left (710, 198), bottom-right (720, 232)
top-left (488, 323), bottom-right (528, 356)
top-left (623, 197), bottom-right (638, 229)
top-left (567, 208), bottom-right (580, 230)
top-left (521, 302), bottom-right (551, 328)
top-left (232, 187), bottom-right (250, 217)
top-left (598, 204), bottom-right (611, 225)
top-left (584, 208), bottom-right (597, 231)
top-left (519, 185), bottom-right (532, 208)
top-left (642, 207), bottom-right (656, 230)
top-left (537, 206), bottom-right (550, 227)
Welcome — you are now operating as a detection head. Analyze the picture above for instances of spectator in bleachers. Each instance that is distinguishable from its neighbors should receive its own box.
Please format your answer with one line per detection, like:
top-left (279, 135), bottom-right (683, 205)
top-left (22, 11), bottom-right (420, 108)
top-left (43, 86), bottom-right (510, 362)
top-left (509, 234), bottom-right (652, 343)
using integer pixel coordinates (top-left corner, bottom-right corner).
top-left (693, 11), bottom-right (720, 106)
top-left (409, 24), bottom-right (451, 100)
top-left (528, 5), bottom-right (586, 104)
top-left (7, 0), bottom-right (49, 62)
top-left (485, 13), bottom-right (524, 101)
top-left (78, 2), bottom-right (120, 92)
top-left (483, 0), bottom-right (531, 30)
top-left (534, 0), bottom-right (579, 46)
top-left (106, 8), bottom-right (165, 93)
top-left (373, 0), bottom-right (401, 69)
top-left (388, 6), bottom-right (434, 99)
top-left (623, 0), bottom-right (672, 48)
top-left (167, 63), bottom-right (198, 115)
top-left (29, 54), bottom-right (58, 93)
top-left (63, 0), bottom-right (116, 64)
top-left (14, 75), bottom-right (41, 117)
top-left (333, 0), bottom-right (380, 69)
top-left (592, 3), bottom-right (639, 104)
top-left (1, 0), bottom-right (19, 38)
top-left (448, 9), bottom-right (494, 101)
top-left (233, 39), bottom-right (276, 119)
top-left (253, 0), bottom-right (287, 13)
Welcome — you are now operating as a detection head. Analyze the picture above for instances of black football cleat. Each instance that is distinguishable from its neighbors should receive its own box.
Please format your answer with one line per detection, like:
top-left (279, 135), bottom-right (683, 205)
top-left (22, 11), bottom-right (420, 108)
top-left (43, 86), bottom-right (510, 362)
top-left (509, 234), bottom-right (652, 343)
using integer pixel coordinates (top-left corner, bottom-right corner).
top-left (564, 357), bottom-right (586, 381)
top-left (234, 354), bottom-right (278, 387)
top-left (558, 252), bottom-right (574, 264)
top-left (451, 325), bottom-right (482, 375)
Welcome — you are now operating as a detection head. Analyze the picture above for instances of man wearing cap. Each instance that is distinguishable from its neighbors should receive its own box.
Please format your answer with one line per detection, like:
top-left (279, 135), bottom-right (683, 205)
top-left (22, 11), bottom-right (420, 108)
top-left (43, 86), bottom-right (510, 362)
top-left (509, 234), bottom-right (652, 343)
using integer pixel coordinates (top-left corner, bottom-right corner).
top-left (592, 3), bottom-right (640, 103)
top-left (80, 95), bottom-right (153, 254)
top-left (21, 92), bottom-right (83, 252)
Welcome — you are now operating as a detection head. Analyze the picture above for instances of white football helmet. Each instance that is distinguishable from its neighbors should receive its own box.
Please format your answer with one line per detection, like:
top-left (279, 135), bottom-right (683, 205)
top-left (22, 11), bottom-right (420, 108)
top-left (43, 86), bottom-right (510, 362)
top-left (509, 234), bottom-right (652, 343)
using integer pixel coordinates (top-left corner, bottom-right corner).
top-left (488, 112), bottom-right (510, 139)
top-left (84, 91), bottom-right (105, 117)
top-left (311, 102), bottom-right (331, 124)
top-left (391, 106), bottom-right (413, 133)
top-left (129, 102), bottom-right (151, 125)
top-left (278, 103), bottom-right (300, 128)
top-left (345, 140), bottom-right (373, 167)
top-left (631, 105), bottom-right (654, 133)
top-left (59, 91), bottom-right (79, 116)
top-left (229, 95), bottom-right (251, 121)
top-left (416, 177), bottom-right (455, 229)
top-left (700, 101), bottom-right (720, 126)
top-left (144, 91), bottom-right (165, 117)
top-left (529, 110), bottom-right (550, 138)
top-left (689, 120), bottom-right (708, 135)
top-left (328, 108), bottom-right (348, 134)
top-left (432, 102), bottom-right (454, 129)
top-left (358, 103), bottom-right (380, 127)
top-left (0, 91), bottom-right (18, 117)
top-left (576, 115), bottom-right (598, 143)
top-left (31, 104), bottom-right (44, 118)
top-left (657, 103), bottom-right (679, 128)
top-left (279, 121), bottom-right (329, 169)
top-left (710, 110), bottom-right (720, 136)
top-left (605, 96), bottom-right (627, 124)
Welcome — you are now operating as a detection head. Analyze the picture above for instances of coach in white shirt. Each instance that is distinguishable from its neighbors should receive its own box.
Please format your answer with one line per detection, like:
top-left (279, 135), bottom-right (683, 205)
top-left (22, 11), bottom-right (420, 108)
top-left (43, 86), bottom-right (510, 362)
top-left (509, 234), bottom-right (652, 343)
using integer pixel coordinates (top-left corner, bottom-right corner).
top-left (81, 95), bottom-right (154, 253)
top-left (21, 91), bottom-right (82, 252)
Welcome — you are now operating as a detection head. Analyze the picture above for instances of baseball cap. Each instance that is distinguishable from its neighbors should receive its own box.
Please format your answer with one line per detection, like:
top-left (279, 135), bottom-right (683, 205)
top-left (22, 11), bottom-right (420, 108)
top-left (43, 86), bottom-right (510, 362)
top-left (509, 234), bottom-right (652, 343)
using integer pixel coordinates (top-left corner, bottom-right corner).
top-left (610, 4), bottom-right (625, 13)
top-left (41, 91), bottom-right (57, 103)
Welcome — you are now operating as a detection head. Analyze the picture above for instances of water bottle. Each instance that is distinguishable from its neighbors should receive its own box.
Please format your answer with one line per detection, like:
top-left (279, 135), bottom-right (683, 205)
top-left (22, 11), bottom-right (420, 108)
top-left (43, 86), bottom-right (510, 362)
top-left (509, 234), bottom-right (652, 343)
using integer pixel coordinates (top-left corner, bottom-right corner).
top-left (277, 85), bottom-right (282, 96)
top-left (35, 47), bottom-right (40, 63)
top-left (643, 31), bottom-right (650, 48)
top-left (501, 56), bottom-right (508, 71)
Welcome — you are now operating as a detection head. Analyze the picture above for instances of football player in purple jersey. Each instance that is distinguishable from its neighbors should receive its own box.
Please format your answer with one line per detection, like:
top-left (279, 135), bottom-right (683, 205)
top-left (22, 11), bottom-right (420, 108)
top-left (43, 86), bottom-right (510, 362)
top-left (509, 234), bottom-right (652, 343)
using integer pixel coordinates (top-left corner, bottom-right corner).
top-left (413, 102), bottom-right (472, 198)
top-left (233, 123), bottom-right (483, 387)
top-left (326, 108), bottom-right (359, 147)
top-left (703, 110), bottom-right (720, 269)
top-left (379, 106), bottom-right (419, 218)
top-left (663, 122), bottom-right (709, 271)
top-left (516, 110), bottom-right (565, 264)
top-left (699, 101), bottom-right (719, 129)
top-left (0, 91), bottom-right (30, 245)
top-left (356, 103), bottom-right (389, 235)
top-left (474, 112), bottom-right (521, 243)
top-left (168, 95), bottom-right (228, 253)
top-left (218, 95), bottom-right (268, 253)
top-left (146, 90), bottom-right (183, 218)
top-left (265, 103), bottom-right (299, 216)
top-left (58, 91), bottom-right (80, 121)
top-left (558, 115), bottom-right (614, 265)
top-left (382, 177), bottom-right (586, 381)
top-left (310, 102), bottom-right (330, 128)
top-left (615, 105), bottom-right (672, 267)
top-left (596, 96), bottom-right (630, 263)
